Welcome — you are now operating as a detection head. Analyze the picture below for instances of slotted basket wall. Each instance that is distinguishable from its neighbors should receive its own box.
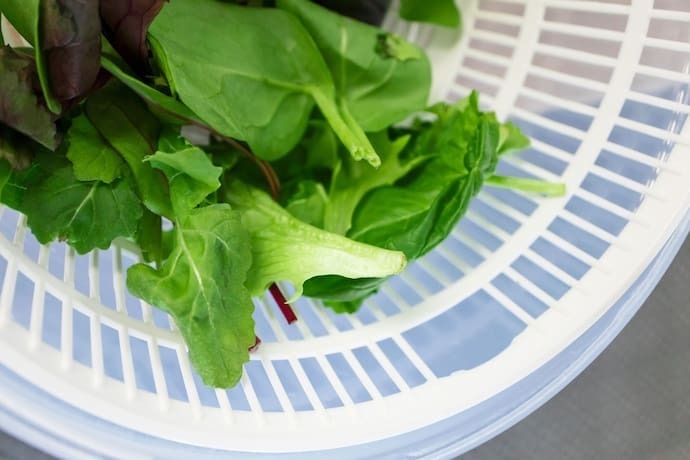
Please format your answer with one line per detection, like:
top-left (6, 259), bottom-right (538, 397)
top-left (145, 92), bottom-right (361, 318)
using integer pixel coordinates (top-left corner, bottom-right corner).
top-left (1, 0), bottom-right (689, 458)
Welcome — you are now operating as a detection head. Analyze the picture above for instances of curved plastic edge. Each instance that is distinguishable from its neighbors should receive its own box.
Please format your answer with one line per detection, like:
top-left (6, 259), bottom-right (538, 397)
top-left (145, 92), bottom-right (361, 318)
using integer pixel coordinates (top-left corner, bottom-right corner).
top-left (0, 205), bottom-right (687, 460)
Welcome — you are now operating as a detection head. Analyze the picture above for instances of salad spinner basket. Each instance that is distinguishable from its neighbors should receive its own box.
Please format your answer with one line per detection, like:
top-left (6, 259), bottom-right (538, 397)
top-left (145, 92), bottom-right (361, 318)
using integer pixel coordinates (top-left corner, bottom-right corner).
top-left (1, 0), bottom-right (689, 458)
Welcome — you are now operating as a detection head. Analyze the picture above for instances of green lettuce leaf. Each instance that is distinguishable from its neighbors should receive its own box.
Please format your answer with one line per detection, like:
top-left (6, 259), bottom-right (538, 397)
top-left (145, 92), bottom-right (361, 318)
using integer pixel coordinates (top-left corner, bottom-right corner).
top-left (146, 128), bottom-right (223, 216)
top-left (221, 179), bottom-right (406, 300)
top-left (127, 204), bottom-right (255, 388)
top-left (65, 114), bottom-right (125, 184)
top-left (277, 0), bottom-right (431, 132)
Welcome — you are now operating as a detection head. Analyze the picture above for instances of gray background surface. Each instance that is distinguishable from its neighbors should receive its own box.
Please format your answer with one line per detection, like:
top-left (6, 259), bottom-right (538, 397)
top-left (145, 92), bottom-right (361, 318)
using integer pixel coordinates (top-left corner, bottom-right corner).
top-left (0, 236), bottom-right (688, 459)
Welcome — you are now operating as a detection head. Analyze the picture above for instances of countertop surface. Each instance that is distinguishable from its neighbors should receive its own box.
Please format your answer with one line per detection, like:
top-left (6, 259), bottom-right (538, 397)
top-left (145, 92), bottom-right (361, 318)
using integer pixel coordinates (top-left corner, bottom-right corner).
top-left (1, 236), bottom-right (688, 460)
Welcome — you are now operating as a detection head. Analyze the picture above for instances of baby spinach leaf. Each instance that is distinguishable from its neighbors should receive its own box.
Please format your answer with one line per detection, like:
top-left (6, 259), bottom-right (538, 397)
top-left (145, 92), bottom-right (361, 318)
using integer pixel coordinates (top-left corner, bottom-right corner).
top-left (21, 157), bottom-right (143, 254)
top-left (277, 0), bottom-right (431, 132)
top-left (100, 0), bottom-right (169, 74)
top-left (221, 179), bottom-right (406, 300)
top-left (127, 204), bottom-right (255, 388)
top-left (399, 0), bottom-right (461, 28)
top-left (85, 83), bottom-right (173, 218)
top-left (148, 0), bottom-right (378, 165)
top-left (66, 114), bottom-right (124, 184)
top-left (146, 128), bottom-right (223, 216)
top-left (0, 46), bottom-right (57, 150)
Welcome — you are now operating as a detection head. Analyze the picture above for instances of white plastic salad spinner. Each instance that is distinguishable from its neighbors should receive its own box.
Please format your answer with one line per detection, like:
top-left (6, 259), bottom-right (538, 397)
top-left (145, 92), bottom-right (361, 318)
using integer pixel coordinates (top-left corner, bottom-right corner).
top-left (1, 0), bottom-right (689, 458)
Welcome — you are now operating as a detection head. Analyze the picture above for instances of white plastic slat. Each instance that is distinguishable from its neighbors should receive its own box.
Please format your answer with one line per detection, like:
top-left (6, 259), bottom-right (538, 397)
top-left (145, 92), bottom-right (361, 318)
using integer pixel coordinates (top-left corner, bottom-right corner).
top-left (535, 42), bottom-right (619, 68)
top-left (643, 36), bottom-right (690, 54)
top-left (391, 335), bottom-right (437, 383)
top-left (504, 266), bottom-right (561, 305)
top-left (544, 0), bottom-right (631, 15)
top-left (539, 21), bottom-right (625, 43)
top-left (238, 372), bottom-right (268, 426)
top-left (463, 47), bottom-right (512, 68)
top-left (636, 64), bottom-right (690, 84)
top-left (27, 245), bottom-right (50, 350)
top-left (149, 339), bottom-right (170, 412)
top-left (519, 86), bottom-right (599, 118)
top-left (177, 350), bottom-right (204, 420)
top-left (60, 248), bottom-right (76, 370)
top-left (90, 311), bottom-right (105, 387)
top-left (626, 90), bottom-right (690, 114)
top-left (528, 65), bottom-right (609, 93)
top-left (616, 115), bottom-right (690, 145)
top-left (288, 357), bottom-right (328, 421)
top-left (457, 66), bottom-right (506, 87)
top-left (261, 358), bottom-right (296, 421)
top-left (214, 388), bottom-right (234, 424)
top-left (511, 107), bottom-right (589, 140)
top-left (474, 9), bottom-right (524, 27)
top-left (483, 283), bottom-right (537, 325)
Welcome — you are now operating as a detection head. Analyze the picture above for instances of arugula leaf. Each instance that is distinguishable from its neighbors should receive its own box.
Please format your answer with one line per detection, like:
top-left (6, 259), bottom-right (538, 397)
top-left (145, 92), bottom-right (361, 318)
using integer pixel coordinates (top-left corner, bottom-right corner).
top-left (146, 128), bottom-right (223, 215)
top-left (39, 0), bottom-right (102, 108)
top-left (127, 204), bottom-right (255, 388)
top-left (20, 153), bottom-right (143, 254)
top-left (399, 0), bottom-right (461, 28)
top-left (221, 179), bottom-right (406, 300)
top-left (0, 46), bottom-right (57, 150)
top-left (85, 83), bottom-right (172, 218)
top-left (66, 114), bottom-right (124, 184)
top-left (100, 0), bottom-right (169, 74)
top-left (277, 0), bottom-right (431, 132)
top-left (148, 0), bottom-right (378, 165)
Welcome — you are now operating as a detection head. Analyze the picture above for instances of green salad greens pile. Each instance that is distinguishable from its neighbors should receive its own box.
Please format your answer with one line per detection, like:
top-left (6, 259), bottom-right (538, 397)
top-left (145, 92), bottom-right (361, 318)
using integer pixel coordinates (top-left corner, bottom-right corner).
top-left (0, 0), bottom-right (563, 388)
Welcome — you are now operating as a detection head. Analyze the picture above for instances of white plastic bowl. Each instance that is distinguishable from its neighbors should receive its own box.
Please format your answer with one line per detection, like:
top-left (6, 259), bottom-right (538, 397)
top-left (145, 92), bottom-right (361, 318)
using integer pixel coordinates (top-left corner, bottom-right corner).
top-left (1, 0), bottom-right (689, 457)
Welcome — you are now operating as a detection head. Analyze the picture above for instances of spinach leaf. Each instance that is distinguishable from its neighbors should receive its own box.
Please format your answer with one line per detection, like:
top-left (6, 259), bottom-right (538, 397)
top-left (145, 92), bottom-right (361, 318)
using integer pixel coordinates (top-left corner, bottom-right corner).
top-left (221, 179), bottom-right (406, 299)
top-left (146, 128), bottom-right (223, 216)
top-left (0, 46), bottom-right (57, 150)
top-left (399, 0), bottom-right (461, 28)
top-left (127, 204), bottom-right (255, 388)
top-left (148, 0), bottom-right (378, 165)
top-left (100, 52), bottom-right (203, 125)
top-left (85, 83), bottom-right (173, 218)
top-left (20, 152), bottom-right (143, 254)
top-left (277, 0), bottom-right (431, 132)
top-left (100, 0), bottom-right (169, 74)
top-left (66, 114), bottom-right (124, 184)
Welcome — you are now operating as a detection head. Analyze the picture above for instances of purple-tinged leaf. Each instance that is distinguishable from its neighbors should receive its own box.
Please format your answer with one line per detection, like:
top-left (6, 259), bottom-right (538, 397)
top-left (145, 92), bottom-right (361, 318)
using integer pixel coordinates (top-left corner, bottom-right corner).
top-left (100, 0), bottom-right (169, 74)
top-left (0, 46), bottom-right (58, 150)
top-left (39, 0), bottom-right (102, 104)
